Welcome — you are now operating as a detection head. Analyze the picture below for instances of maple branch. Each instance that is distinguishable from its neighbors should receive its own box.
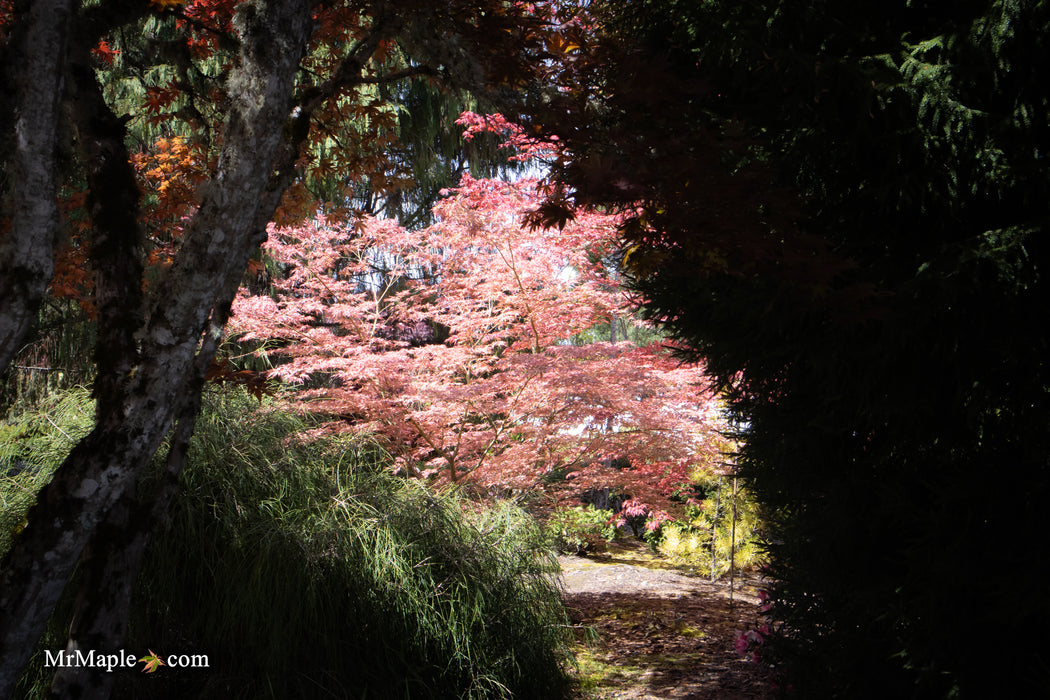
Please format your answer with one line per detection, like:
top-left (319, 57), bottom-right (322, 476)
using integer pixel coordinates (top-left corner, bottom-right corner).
top-left (497, 242), bottom-right (543, 353)
top-left (471, 372), bottom-right (538, 472)
top-left (475, 417), bottom-right (510, 471)
top-left (407, 416), bottom-right (444, 477)
top-left (449, 412), bottom-right (465, 481)
top-left (174, 8), bottom-right (240, 53)
top-left (292, 13), bottom-right (404, 122)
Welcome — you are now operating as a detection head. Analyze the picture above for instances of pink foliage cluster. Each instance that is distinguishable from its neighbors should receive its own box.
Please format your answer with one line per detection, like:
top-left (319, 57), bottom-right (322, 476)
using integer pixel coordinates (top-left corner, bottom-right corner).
top-left (231, 117), bottom-right (727, 489)
top-left (734, 627), bottom-right (769, 660)
top-left (735, 590), bottom-right (773, 662)
top-left (455, 111), bottom-right (560, 163)
top-left (614, 497), bottom-right (673, 535)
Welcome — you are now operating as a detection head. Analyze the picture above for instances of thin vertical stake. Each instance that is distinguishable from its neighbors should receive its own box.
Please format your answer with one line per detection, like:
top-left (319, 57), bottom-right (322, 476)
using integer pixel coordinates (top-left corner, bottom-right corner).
top-left (729, 476), bottom-right (738, 607)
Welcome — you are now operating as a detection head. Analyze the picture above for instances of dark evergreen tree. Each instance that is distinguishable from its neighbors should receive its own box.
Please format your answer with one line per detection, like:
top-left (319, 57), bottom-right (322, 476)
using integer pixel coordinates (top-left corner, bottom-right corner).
top-left (536, 1), bottom-right (1050, 695)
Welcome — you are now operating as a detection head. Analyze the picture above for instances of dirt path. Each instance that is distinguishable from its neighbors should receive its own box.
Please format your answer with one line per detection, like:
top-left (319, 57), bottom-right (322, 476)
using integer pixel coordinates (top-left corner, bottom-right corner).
top-left (558, 541), bottom-right (777, 699)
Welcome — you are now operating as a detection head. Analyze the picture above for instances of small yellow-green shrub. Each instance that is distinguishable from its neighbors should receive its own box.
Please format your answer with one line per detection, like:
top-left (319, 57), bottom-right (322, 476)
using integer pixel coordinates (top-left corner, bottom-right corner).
top-left (657, 472), bottom-right (767, 578)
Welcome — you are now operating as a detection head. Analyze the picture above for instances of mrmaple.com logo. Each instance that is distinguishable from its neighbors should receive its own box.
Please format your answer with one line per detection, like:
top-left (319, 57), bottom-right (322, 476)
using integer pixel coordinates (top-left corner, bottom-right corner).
top-left (44, 648), bottom-right (209, 673)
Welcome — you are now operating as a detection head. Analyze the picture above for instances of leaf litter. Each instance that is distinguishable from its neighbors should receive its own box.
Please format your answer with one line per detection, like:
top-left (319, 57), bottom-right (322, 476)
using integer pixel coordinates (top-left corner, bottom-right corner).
top-left (559, 540), bottom-right (777, 699)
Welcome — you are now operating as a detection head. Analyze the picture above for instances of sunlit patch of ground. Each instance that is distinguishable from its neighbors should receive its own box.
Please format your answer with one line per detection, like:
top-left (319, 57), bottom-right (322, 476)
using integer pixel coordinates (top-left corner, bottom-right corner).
top-left (560, 541), bottom-right (776, 699)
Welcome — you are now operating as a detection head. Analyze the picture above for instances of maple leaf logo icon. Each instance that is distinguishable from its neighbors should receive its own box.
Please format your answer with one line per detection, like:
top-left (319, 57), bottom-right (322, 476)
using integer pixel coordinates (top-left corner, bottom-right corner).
top-left (138, 650), bottom-right (165, 673)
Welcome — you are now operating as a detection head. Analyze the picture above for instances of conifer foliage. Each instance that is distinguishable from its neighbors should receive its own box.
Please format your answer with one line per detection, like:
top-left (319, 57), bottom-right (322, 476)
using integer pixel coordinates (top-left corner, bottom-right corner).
top-left (531, 1), bottom-right (1050, 696)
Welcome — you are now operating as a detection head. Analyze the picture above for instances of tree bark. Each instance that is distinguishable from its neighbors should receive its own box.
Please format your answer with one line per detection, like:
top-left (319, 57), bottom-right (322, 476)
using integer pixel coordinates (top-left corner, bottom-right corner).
top-left (43, 34), bottom-right (148, 698)
top-left (0, 1), bottom-right (313, 694)
top-left (0, 1), bottom-right (527, 693)
top-left (48, 295), bottom-right (231, 700)
top-left (0, 0), bottom-right (74, 374)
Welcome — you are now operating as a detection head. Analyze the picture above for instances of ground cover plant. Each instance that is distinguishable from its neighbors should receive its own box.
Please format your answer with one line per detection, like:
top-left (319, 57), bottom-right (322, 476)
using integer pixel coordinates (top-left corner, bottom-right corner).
top-left (2, 388), bottom-right (574, 699)
top-left (545, 504), bottom-right (617, 555)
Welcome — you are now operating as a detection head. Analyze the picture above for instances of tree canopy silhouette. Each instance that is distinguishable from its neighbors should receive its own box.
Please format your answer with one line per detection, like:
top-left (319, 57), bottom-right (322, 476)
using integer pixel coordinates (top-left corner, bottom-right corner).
top-left (532, 0), bottom-right (1050, 695)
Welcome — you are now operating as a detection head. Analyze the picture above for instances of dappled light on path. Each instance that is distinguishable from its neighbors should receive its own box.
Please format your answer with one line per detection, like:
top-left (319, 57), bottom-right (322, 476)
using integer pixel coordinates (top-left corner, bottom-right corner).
top-left (559, 542), bottom-right (775, 699)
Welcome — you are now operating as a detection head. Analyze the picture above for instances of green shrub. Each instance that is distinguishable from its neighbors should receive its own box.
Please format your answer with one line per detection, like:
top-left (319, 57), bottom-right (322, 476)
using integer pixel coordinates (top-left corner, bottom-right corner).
top-left (545, 505), bottom-right (616, 554)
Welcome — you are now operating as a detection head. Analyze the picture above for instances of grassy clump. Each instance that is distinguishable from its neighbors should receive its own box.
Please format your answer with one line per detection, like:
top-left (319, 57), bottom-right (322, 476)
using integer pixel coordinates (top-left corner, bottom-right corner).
top-left (3, 389), bottom-right (574, 699)
top-left (131, 391), bottom-right (574, 699)
top-left (1, 387), bottom-right (94, 557)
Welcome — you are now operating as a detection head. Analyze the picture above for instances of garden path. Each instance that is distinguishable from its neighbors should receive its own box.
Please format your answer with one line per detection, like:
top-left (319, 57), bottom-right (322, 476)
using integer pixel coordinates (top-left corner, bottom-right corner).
top-left (557, 540), bottom-right (777, 699)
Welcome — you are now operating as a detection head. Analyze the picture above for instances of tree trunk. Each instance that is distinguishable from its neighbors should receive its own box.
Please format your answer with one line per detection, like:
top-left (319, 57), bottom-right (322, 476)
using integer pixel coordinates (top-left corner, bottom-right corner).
top-left (0, 0), bottom-right (74, 374)
top-left (0, 1), bottom-right (312, 694)
top-left (48, 293), bottom-right (233, 700)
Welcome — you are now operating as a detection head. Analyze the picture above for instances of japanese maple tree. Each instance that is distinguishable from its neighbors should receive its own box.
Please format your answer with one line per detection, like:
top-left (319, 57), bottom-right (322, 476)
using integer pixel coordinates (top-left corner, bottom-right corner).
top-left (232, 144), bottom-right (729, 507)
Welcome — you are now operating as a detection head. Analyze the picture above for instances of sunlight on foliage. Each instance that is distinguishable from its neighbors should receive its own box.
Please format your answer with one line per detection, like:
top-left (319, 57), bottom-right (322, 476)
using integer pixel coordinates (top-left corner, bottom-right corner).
top-left (545, 504), bottom-right (616, 554)
top-left (230, 175), bottom-right (725, 489)
top-left (656, 471), bottom-right (767, 578)
top-left (0, 388), bottom-right (94, 558)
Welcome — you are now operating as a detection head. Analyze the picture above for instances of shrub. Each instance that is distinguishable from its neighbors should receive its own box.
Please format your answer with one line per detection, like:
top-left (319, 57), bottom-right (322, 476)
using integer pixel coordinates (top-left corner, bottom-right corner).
top-left (545, 504), bottom-right (616, 554)
top-left (656, 472), bottom-right (767, 578)
top-left (611, 498), bottom-right (672, 548)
